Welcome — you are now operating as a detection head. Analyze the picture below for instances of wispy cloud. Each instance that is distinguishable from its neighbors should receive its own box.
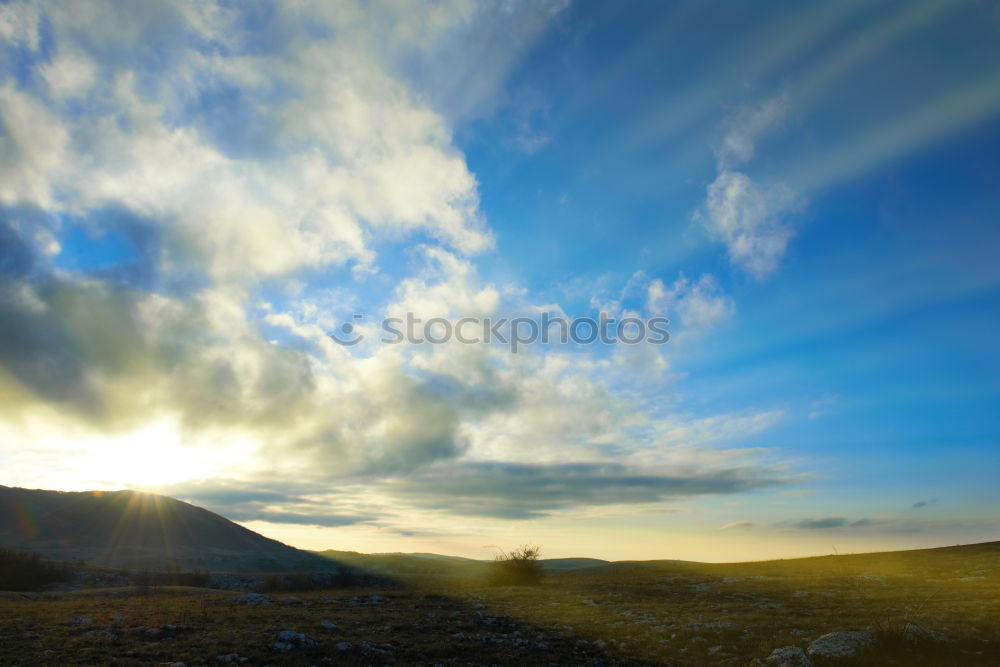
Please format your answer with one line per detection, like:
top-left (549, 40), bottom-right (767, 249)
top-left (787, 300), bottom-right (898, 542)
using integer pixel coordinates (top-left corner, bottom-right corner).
top-left (647, 273), bottom-right (733, 331)
top-left (697, 96), bottom-right (800, 279)
top-left (791, 517), bottom-right (863, 530)
top-left (384, 461), bottom-right (798, 519)
top-left (719, 521), bottom-right (757, 531)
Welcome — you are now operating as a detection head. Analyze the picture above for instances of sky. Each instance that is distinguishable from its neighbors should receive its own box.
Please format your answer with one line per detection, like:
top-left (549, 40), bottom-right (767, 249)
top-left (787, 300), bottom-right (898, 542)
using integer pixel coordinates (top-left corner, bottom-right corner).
top-left (1, 0), bottom-right (999, 562)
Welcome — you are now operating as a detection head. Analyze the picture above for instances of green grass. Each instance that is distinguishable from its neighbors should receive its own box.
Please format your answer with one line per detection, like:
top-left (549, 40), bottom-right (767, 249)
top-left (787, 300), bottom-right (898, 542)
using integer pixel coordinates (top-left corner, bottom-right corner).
top-left (1, 542), bottom-right (998, 665)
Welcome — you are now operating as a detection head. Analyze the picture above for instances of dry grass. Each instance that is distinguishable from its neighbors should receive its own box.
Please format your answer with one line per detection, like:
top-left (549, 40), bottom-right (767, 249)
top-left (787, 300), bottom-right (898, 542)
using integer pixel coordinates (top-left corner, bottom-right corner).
top-left (1, 543), bottom-right (998, 665)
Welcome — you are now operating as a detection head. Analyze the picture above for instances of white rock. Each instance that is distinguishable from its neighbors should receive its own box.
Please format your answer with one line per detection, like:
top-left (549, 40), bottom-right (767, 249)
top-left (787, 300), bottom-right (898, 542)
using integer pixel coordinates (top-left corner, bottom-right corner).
top-left (903, 623), bottom-right (950, 643)
top-left (235, 593), bottom-right (272, 605)
top-left (806, 631), bottom-right (875, 659)
top-left (273, 630), bottom-right (319, 652)
top-left (763, 646), bottom-right (812, 666)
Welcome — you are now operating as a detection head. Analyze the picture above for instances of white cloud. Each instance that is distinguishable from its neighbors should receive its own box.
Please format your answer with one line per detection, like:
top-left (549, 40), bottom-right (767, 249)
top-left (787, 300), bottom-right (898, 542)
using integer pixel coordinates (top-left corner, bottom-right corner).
top-left (1, 0), bottom-right (495, 283)
top-left (715, 96), bottom-right (786, 170)
top-left (647, 273), bottom-right (733, 331)
top-left (720, 521), bottom-right (757, 531)
top-left (0, 1), bottom-right (798, 527)
top-left (0, 1), bottom-right (41, 49)
top-left (0, 83), bottom-right (68, 208)
top-left (698, 96), bottom-right (800, 279)
top-left (39, 50), bottom-right (96, 100)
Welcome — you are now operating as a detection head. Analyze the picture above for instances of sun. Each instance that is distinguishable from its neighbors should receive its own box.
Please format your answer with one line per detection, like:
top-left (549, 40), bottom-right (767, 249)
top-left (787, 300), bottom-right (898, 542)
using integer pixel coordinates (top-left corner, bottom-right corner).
top-left (2, 415), bottom-right (256, 492)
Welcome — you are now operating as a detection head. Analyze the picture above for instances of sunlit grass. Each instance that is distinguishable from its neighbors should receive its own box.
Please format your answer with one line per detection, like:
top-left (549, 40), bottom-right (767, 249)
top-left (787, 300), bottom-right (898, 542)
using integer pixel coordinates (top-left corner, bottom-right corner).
top-left (1, 543), bottom-right (998, 665)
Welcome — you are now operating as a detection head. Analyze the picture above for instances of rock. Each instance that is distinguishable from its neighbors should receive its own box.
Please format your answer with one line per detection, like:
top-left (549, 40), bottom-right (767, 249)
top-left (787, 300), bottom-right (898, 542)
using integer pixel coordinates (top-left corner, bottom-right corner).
top-left (215, 654), bottom-right (248, 664)
top-left (144, 627), bottom-right (163, 639)
top-left (320, 619), bottom-right (337, 630)
top-left (235, 593), bottom-right (272, 605)
top-left (273, 630), bottom-right (319, 652)
top-left (690, 620), bottom-right (736, 632)
top-left (276, 595), bottom-right (304, 605)
top-left (348, 593), bottom-right (388, 605)
top-left (763, 646), bottom-right (813, 667)
top-left (66, 616), bottom-right (92, 626)
top-left (335, 641), bottom-right (352, 651)
top-left (903, 623), bottom-right (950, 643)
top-left (473, 611), bottom-right (496, 626)
top-left (806, 631), bottom-right (875, 659)
top-left (361, 640), bottom-right (392, 655)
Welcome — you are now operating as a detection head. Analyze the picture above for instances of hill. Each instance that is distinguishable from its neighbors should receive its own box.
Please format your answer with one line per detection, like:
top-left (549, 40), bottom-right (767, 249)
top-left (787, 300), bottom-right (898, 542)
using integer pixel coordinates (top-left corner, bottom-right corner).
top-left (2, 539), bottom-right (999, 665)
top-left (0, 485), bottom-right (331, 573)
top-left (538, 557), bottom-right (610, 572)
top-left (312, 550), bottom-right (613, 578)
top-left (314, 549), bottom-right (490, 578)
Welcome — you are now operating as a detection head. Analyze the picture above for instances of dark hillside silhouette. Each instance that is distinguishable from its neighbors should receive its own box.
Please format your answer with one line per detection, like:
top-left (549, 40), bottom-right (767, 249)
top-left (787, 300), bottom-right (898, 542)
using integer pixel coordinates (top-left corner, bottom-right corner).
top-left (0, 485), bottom-right (331, 573)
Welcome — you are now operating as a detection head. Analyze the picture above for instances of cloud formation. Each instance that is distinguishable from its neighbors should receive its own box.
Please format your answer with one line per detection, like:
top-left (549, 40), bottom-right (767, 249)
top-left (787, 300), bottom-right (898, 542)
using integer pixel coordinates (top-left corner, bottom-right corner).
top-left (646, 273), bottom-right (733, 331)
top-left (1, 0), bottom-right (498, 284)
top-left (698, 96), bottom-right (799, 279)
top-left (719, 521), bottom-right (757, 531)
top-left (386, 461), bottom-right (795, 519)
top-left (0, 1), bottom-right (799, 535)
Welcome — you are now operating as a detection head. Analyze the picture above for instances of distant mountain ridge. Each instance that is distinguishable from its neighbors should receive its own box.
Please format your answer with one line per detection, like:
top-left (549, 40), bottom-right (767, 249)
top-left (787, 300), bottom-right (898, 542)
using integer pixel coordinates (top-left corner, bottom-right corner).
top-left (312, 549), bottom-right (613, 577)
top-left (0, 485), bottom-right (329, 573)
top-left (0, 486), bottom-right (612, 577)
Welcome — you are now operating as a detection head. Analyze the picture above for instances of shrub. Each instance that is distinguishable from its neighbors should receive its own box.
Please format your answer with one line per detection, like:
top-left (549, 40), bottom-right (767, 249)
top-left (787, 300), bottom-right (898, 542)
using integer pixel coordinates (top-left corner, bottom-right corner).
top-left (132, 566), bottom-right (210, 590)
top-left (488, 544), bottom-right (544, 586)
top-left (0, 548), bottom-right (74, 591)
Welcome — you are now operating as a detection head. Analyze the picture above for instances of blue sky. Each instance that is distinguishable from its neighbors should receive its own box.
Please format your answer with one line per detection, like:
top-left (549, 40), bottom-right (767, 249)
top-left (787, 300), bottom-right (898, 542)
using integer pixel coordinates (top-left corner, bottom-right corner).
top-left (1, 0), bottom-right (998, 560)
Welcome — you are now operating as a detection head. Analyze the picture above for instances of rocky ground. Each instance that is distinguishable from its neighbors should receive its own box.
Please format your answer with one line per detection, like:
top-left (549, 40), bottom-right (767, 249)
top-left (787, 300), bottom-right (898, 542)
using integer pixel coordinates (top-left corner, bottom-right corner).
top-left (1, 544), bottom-right (998, 665)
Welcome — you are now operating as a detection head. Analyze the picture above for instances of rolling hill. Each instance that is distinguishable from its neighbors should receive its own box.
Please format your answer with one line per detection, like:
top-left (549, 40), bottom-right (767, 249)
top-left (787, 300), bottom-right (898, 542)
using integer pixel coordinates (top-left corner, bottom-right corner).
top-left (0, 485), bottom-right (331, 573)
top-left (312, 550), bottom-right (613, 578)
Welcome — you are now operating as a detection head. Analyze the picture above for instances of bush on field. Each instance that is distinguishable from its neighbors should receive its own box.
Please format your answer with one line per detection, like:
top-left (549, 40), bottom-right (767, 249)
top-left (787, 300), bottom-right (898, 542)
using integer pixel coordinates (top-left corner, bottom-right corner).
top-left (133, 566), bottom-right (211, 590)
top-left (488, 544), bottom-right (544, 586)
top-left (0, 548), bottom-right (74, 591)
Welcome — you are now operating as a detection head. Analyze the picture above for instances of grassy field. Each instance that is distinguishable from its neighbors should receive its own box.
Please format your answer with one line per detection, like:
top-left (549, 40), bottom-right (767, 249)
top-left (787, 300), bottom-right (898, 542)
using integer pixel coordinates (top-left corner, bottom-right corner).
top-left (1, 543), bottom-right (998, 665)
